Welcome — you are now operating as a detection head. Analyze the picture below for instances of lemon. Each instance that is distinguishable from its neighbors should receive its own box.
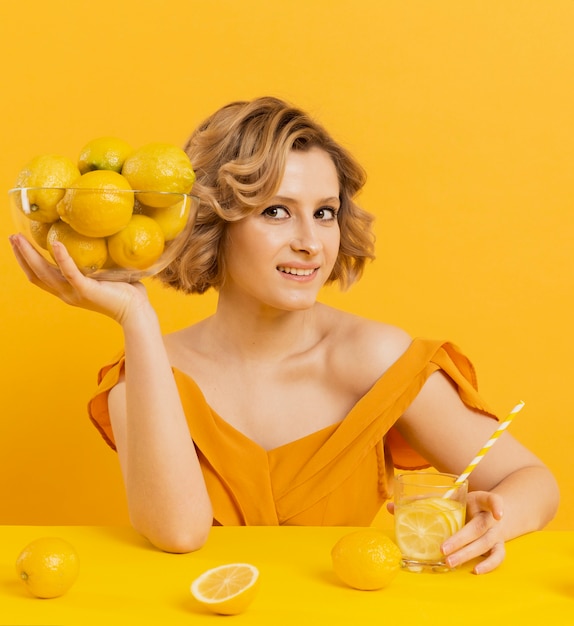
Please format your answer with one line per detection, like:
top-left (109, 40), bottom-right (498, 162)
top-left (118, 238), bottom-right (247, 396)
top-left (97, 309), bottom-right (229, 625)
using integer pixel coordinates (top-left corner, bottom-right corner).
top-left (78, 136), bottom-right (134, 174)
top-left (107, 214), bottom-right (165, 270)
top-left (29, 219), bottom-right (52, 249)
top-left (15, 537), bottom-right (79, 599)
top-left (331, 529), bottom-right (401, 590)
top-left (47, 221), bottom-right (108, 274)
top-left (121, 142), bottom-right (195, 208)
top-left (14, 154), bottom-right (81, 223)
top-left (57, 170), bottom-right (134, 238)
top-left (140, 197), bottom-right (190, 241)
top-left (394, 498), bottom-right (465, 562)
top-left (190, 563), bottom-right (259, 615)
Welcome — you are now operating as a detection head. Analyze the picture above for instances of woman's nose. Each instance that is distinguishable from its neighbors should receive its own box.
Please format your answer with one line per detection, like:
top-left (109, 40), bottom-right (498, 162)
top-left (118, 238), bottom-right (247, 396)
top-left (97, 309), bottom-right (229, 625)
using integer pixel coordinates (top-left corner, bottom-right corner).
top-left (290, 228), bottom-right (321, 255)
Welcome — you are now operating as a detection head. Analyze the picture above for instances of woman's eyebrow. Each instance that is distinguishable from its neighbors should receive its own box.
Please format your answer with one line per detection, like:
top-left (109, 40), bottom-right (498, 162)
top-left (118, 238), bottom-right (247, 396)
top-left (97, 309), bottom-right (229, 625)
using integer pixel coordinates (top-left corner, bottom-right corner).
top-left (270, 195), bottom-right (341, 207)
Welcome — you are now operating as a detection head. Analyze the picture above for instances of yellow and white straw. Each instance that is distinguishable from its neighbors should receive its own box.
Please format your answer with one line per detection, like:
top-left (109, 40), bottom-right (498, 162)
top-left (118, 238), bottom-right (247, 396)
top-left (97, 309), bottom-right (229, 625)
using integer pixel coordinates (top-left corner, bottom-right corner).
top-left (451, 401), bottom-right (525, 490)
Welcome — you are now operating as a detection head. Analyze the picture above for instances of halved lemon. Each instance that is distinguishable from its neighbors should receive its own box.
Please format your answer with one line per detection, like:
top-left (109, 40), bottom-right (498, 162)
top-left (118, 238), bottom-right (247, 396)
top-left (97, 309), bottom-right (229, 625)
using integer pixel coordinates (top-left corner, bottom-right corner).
top-left (190, 563), bottom-right (259, 615)
top-left (395, 499), bottom-right (465, 561)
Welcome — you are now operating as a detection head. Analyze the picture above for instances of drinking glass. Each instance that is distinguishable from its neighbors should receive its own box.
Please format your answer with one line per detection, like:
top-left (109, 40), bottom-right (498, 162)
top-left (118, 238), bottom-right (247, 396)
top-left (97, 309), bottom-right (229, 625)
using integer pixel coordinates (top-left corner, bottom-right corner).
top-left (394, 471), bottom-right (467, 572)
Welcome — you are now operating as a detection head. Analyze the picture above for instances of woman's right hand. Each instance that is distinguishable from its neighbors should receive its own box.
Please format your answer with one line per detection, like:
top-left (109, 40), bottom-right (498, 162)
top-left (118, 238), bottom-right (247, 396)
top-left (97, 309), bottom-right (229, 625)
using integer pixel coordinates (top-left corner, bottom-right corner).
top-left (9, 233), bottom-right (149, 325)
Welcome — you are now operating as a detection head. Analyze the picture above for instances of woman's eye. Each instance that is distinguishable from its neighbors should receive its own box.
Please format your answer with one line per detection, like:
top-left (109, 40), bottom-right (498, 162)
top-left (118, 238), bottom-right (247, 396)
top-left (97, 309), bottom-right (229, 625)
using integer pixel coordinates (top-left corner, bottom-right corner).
top-left (262, 205), bottom-right (289, 219)
top-left (315, 207), bottom-right (338, 221)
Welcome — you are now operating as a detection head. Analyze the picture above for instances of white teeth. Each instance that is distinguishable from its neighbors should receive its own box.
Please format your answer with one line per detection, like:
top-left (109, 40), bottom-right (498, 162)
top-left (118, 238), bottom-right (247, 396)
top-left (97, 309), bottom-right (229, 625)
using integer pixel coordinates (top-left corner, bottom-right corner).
top-left (278, 266), bottom-right (315, 276)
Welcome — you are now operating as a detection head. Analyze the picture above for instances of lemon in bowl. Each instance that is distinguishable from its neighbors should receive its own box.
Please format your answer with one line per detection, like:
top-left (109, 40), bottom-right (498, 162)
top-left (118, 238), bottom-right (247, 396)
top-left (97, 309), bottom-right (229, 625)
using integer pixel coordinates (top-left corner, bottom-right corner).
top-left (9, 185), bottom-right (199, 282)
top-left (10, 139), bottom-right (198, 282)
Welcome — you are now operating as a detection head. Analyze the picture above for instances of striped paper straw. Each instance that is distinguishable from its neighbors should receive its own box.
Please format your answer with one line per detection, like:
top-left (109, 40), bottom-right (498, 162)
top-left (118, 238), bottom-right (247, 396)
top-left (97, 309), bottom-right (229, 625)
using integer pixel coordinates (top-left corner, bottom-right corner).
top-left (446, 401), bottom-right (525, 495)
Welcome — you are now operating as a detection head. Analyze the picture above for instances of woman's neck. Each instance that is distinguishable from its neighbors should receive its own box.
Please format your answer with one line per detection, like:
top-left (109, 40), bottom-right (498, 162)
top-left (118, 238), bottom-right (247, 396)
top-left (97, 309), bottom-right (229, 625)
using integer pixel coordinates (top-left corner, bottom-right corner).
top-left (207, 294), bottom-right (328, 362)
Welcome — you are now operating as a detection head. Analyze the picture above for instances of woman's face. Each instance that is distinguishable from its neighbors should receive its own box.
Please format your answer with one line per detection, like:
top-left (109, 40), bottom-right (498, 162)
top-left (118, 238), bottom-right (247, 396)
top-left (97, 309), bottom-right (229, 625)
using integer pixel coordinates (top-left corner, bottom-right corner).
top-left (220, 146), bottom-right (341, 312)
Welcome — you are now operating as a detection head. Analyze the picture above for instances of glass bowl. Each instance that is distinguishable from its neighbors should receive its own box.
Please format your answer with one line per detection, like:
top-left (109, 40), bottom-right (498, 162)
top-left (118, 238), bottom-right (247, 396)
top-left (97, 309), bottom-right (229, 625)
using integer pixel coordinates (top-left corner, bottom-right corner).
top-left (9, 187), bottom-right (199, 282)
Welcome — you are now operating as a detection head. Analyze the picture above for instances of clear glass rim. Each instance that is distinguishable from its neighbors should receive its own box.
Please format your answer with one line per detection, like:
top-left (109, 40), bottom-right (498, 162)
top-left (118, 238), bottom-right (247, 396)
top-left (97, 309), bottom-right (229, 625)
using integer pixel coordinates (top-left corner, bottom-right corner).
top-left (8, 187), bottom-right (199, 199)
top-left (394, 471), bottom-right (464, 487)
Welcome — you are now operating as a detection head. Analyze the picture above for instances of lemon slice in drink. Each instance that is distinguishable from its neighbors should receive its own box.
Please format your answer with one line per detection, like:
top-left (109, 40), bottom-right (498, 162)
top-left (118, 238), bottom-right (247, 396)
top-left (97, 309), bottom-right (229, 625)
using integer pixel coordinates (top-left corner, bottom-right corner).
top-left (415, 497), bottom-right (465, 534)
top-left (395, 500), bottom-right (463, 562)
top-left (190, 563), bottom-right (259, 615)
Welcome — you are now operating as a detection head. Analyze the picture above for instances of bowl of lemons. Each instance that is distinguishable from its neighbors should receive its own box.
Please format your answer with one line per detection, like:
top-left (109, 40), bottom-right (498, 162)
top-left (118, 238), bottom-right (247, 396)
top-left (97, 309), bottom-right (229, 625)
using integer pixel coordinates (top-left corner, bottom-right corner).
top-left (9, 137), bottom-right (199, 282)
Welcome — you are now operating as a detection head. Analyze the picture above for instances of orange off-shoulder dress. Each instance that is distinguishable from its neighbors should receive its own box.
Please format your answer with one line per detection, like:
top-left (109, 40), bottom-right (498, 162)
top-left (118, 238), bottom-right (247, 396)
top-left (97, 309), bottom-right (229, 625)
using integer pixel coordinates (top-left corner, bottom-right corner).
top-left (88, 338), bottom-right (497, 527)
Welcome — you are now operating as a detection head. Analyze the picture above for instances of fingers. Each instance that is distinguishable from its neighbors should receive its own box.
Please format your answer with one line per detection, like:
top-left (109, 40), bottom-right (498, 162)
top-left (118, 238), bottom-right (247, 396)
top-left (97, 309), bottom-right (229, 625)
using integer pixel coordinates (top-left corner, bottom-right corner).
top-left (10, 232), bottom-right (152, 329)
top-left (467, 490), bottom-right (504, 521)
top-left (49, 241), bottom-right (95, 297)
top-left (9, 234), bottom-right (96, 307)
top-left (9, 234), bottom-right (36, 280)
top-left (443, 520), bottom-right (501, 569)
top-left (441, 491), bottom-right (507, 573)
top-left (472, 541), bottom-right (506, 575)
top-left (50, 240), bottom-right (84, 283)
top-left (9, 234), bottom-right (68, 296)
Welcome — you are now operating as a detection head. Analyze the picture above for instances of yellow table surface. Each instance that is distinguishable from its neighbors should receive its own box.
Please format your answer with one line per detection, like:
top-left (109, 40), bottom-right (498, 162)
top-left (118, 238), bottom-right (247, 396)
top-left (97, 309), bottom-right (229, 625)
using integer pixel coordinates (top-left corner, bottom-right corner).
top-left (1, 525), bottom-right (573, 625)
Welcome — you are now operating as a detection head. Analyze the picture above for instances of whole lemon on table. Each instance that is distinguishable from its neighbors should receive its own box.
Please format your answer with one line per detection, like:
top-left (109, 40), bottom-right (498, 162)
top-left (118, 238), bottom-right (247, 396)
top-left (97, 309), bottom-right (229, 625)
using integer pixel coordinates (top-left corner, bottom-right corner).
top-left (78, 136), bottom-right (134, 174)
top-left (107, 214), bottom-right (165, 270)
top-left (14, 154), bottom-right (81, 223)
top-left (331, 529), bottom-right (402, 590)
top-left (121, 142), bottom-right (195, 208)
top-left (47, 221), bottom-right (108, 274)
top-left (57, 169), bottom-right (134, 238)
top-left (15, 537), bottom-right (80, 599)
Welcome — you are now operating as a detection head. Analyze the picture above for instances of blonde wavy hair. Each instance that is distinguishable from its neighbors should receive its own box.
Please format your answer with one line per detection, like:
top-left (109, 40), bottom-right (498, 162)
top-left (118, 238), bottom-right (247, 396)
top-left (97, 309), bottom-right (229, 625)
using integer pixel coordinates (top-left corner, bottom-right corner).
top-left (156, 97), bottom-right (375, 294)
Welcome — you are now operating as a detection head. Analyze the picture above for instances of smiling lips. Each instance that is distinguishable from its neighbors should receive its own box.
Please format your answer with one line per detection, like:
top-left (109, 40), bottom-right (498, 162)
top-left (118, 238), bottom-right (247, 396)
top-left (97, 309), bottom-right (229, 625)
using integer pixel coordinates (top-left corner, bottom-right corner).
top-left (277, 265), bottom-right (317, 277)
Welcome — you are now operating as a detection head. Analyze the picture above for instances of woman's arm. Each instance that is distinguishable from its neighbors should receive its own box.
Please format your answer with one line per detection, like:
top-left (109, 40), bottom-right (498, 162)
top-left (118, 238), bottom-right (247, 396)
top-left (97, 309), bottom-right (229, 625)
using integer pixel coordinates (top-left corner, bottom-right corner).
top-left (108, 306), bottom-right (213, 553)
top-left (395, 371), bottom-right (560, 574)
top-left (10, 234), bottom-right (213, 552)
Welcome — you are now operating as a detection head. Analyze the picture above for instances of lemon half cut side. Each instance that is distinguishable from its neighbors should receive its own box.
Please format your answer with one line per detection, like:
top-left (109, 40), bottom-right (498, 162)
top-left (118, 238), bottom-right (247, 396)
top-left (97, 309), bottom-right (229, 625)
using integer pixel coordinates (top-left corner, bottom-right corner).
top-left (190, 563), bottom-right (259, 615)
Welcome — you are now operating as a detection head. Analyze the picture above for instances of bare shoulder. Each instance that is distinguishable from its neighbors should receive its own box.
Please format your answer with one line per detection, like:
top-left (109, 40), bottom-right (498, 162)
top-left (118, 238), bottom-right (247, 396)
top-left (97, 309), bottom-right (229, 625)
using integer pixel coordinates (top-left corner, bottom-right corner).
top-left (321, 305), bottom-right (413, 394)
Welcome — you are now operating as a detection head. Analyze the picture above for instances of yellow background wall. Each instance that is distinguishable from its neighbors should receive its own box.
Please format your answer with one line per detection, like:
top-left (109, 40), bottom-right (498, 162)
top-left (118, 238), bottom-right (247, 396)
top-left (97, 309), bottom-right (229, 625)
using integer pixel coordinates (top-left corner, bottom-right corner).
top-left (1, 1), bottom-right (572, 529)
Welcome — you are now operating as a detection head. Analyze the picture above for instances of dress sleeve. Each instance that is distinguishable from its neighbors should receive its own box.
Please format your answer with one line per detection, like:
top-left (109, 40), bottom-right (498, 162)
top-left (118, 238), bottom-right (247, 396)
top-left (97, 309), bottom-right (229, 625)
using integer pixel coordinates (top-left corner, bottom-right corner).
top-left (87, 353), bottom-right (126, 451)
top-left (386, 339), bottom-right (498, 470)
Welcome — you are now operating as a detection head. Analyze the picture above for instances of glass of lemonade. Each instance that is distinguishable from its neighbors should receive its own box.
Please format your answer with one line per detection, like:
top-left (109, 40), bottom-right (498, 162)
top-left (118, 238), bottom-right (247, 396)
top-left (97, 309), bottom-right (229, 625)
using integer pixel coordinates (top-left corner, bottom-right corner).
top-left (394, 472), bottom-right (467, 572)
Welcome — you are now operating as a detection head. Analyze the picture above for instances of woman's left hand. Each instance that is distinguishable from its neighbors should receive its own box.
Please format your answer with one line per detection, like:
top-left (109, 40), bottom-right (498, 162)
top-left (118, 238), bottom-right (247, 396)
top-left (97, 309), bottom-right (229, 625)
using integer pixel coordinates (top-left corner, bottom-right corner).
top-left (440, 490), bottom-right (506, 574)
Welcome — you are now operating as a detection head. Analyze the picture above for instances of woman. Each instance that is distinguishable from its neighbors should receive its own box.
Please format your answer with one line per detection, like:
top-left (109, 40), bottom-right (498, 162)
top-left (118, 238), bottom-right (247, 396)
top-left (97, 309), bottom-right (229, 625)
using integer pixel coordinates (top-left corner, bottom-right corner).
top-left (10, 97), bottom-right (559, 573)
